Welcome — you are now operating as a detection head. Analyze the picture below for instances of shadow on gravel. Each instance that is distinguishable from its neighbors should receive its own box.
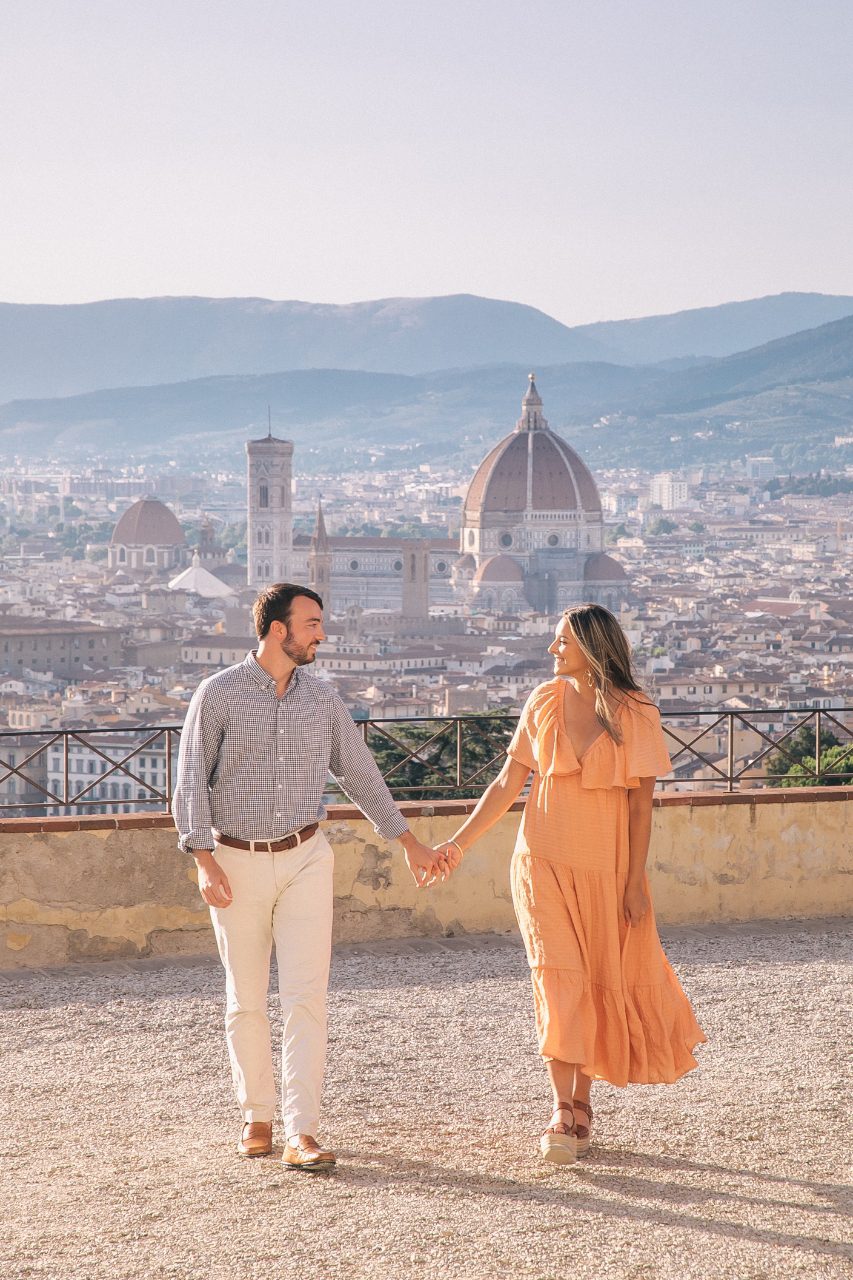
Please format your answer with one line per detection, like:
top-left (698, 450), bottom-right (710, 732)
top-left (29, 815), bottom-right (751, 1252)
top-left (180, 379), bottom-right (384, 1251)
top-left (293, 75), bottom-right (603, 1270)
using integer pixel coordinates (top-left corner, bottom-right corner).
top-left (332, 1149), bottom-right (853, 1265)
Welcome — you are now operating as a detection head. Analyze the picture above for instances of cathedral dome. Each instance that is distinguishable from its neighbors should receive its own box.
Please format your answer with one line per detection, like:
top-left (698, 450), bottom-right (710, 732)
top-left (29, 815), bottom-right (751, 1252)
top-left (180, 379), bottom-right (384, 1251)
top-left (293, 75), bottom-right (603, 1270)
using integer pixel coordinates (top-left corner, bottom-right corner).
top-left (111, 498), bottom-right (186, 547)
top-left (463, 375), bottom-right (601, 519)
top-left (583, 552), bottom-right (628, 582)
top-left (473, 554), bottom-right (525, 584)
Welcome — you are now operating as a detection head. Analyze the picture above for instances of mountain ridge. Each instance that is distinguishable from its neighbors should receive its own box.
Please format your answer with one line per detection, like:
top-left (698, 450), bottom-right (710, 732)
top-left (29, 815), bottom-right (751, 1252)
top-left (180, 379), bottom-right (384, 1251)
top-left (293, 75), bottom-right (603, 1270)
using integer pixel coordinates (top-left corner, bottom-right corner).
top-left (1, 290), bottom-right (852, 404)
top-left (2, 311), bottom-right (851, 473)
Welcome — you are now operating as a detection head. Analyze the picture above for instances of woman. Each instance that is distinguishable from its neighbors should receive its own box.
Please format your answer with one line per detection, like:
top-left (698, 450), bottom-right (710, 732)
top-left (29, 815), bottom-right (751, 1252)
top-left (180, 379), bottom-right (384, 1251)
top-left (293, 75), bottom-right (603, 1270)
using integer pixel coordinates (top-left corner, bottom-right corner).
top-left (437, 603), bottom-right (705, 1164)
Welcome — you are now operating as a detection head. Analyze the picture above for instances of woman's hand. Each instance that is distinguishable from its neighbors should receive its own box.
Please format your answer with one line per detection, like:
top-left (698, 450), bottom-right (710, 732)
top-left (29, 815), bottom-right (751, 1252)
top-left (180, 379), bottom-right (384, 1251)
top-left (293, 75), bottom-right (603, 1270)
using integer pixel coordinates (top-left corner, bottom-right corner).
top-left (623, 879), bottom-right (649, 927)
top-left (434, 840), bottom-right (464, 875)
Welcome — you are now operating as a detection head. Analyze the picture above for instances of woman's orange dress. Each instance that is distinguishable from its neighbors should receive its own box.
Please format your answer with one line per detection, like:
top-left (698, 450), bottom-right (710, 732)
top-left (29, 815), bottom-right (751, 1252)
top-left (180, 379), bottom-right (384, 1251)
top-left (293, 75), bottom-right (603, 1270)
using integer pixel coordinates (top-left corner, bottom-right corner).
top-left (508, 680), bottom-right (705, 1086)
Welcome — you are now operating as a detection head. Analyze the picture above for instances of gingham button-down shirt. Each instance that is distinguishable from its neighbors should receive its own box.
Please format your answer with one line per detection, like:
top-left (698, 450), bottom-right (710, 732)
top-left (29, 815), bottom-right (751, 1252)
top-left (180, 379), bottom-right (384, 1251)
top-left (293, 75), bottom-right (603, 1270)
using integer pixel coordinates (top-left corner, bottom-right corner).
top-left (172, 652), bottom-right (409, 852)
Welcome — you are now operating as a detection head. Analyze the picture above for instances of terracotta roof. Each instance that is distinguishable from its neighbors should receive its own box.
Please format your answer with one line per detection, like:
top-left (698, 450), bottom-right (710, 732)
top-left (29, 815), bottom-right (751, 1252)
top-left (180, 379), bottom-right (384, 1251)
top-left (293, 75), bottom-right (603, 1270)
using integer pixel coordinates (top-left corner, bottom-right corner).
top-left (464, 426), bottom-right (601, 518)
top-left (111, 498), bottom-right (186, 547)
top-left (473, 555), bottom-right (525, 584)
top-left (583, 552), bottom-right (628, 582)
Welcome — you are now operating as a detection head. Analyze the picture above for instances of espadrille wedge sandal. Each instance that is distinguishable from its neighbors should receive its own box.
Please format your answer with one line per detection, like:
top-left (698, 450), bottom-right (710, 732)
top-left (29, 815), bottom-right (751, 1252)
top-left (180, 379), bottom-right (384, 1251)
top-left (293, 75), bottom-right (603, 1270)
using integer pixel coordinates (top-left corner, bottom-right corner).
top-left (540, 1104), bottom-right (577, 1165)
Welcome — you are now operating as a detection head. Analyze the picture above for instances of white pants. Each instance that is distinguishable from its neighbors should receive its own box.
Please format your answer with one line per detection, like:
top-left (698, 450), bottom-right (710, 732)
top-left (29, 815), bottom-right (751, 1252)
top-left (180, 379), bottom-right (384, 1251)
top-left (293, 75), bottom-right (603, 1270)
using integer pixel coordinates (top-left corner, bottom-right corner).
top-left (208, 831), bottom-right (334, 1139)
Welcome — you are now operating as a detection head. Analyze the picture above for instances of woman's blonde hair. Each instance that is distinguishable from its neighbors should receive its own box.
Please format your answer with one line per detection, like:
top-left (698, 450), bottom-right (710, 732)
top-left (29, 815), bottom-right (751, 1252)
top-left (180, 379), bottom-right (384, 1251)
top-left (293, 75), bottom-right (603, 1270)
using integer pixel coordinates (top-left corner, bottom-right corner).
top-left (562, 603), bottom-right (647, 743)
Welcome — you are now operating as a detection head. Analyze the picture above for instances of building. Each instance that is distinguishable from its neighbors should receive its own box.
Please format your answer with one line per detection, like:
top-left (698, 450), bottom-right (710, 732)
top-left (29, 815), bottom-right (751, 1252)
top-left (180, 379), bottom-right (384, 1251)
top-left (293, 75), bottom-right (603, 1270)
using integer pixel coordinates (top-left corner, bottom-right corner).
top-left (108, 497), bottom-right (187, 579)
top-left (454, 375), bottom-right (627, 613)
top-left (246, 431), bottom-right (293, 588)
top-left (259, 376), bottom-right (626, 617)
top-left (649, 473), bottom-right (689, 510)
top-left (0, 620), bottom-right (124, 680)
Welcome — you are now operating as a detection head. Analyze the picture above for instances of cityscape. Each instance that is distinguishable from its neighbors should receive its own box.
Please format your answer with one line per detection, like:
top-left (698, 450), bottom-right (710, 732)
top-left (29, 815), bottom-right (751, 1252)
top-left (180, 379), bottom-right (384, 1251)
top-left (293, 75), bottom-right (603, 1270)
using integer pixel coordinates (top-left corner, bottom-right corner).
top-left (0, 369), bottom-right (849, 812)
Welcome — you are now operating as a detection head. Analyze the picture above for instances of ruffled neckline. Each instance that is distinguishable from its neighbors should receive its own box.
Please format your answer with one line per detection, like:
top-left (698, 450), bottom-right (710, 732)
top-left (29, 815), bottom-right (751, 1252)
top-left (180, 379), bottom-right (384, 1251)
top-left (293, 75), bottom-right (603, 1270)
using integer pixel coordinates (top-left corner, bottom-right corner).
top-left (532, 679), bottom-right (642, 789)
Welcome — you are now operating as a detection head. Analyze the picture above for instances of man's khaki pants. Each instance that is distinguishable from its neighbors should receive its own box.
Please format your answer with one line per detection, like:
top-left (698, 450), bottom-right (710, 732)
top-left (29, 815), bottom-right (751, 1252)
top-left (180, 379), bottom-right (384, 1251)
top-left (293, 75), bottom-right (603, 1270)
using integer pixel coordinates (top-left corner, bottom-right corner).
top-left (209, 830), bottom-right (334, 1140)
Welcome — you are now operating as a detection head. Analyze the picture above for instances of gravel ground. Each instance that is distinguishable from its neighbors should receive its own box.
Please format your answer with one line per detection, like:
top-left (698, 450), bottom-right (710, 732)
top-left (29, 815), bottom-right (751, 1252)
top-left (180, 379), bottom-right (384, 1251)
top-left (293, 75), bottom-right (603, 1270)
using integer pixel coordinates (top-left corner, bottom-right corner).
top-left (1, 920), bottom-right (851, 1280)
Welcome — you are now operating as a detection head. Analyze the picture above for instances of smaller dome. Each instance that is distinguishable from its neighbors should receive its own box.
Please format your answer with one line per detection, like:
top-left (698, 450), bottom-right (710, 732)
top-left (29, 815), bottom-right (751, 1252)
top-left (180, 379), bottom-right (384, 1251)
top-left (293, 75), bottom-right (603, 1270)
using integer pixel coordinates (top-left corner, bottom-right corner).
top-left (474, 554), bottom-right (525, 584)
top-left (111, 498), bottom-right (186, 547)
top-left (583, 552), bottom-right (628, 582)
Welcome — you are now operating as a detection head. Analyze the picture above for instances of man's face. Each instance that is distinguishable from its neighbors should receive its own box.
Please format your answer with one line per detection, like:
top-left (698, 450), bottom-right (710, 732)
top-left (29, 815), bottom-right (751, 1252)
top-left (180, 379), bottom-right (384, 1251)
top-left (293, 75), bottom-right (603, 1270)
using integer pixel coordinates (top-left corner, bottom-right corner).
top-left (274, 595), bottom-right (326, 666)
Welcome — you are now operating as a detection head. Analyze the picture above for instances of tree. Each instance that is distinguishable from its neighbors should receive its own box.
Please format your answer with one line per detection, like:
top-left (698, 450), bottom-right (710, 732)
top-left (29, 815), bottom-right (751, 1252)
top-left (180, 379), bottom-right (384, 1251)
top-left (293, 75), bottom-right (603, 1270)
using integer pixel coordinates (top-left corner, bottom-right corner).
top-left (357, 712), bottom-right (517, 801)
top-left (766, 724), bottom-right (847, 787)
top-left (647, 517), bottom-right (678, 536)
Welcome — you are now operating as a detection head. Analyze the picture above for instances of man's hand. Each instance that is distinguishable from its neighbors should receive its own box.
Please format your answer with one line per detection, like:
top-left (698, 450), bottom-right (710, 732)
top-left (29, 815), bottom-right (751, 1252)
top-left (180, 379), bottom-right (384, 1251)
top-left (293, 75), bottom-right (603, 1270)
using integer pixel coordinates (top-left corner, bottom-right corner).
top-left (399, 832), bottom-right (442, 887)
top-left (194, 850), bottom-right (233, 908)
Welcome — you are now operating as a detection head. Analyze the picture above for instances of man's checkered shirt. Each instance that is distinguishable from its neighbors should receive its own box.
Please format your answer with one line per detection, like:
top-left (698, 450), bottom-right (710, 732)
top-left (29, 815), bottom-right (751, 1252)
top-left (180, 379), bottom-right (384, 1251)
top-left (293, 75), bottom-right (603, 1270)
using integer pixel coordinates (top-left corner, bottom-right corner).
top-left (172, 652), bottom-right (409, 852)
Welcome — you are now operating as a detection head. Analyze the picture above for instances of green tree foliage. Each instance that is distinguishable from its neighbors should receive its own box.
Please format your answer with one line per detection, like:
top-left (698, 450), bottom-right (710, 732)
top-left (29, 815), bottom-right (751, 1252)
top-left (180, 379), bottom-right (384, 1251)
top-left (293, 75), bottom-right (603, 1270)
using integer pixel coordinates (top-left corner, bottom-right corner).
top-left (772, 746), bottom-right (853, 788)
top-left (766, 724), bottom-right (850, 787)
top-left (647, 517), bottom-right (678, 535)
top-left (353, 712), bottom-right (518, 801)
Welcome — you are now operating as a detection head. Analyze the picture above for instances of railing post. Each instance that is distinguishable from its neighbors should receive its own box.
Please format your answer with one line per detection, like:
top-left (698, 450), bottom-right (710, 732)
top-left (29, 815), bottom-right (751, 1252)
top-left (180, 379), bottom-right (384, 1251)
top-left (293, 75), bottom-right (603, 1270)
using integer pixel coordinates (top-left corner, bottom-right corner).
top-left (727, 712), bottom-right (735, 792)
top-left (63, 734), bottom-right (70, 811)
top-left (815, 709), bottom-right (822, 783)
top-left (456, 719), bottom-right (463, 787)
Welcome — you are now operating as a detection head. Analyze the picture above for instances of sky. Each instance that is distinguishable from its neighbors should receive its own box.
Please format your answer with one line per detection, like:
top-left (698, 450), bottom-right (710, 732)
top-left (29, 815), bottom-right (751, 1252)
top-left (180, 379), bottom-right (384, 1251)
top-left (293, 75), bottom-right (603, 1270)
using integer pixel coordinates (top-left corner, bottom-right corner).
top-left (3, 0), bottom-right (853, 325)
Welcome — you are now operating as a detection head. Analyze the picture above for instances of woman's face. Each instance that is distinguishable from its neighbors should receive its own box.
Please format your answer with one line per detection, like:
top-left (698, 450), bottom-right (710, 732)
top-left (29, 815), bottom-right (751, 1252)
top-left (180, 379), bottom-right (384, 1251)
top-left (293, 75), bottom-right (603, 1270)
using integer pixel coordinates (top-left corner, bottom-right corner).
top-left (548, 619), bottom-right (587, 677)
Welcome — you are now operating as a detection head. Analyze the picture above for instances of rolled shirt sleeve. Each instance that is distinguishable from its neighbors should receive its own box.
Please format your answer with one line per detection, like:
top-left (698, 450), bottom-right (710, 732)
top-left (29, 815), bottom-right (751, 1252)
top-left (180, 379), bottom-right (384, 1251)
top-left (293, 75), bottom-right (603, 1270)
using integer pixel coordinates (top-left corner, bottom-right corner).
top-left (328, 694), bottom-right (409, 841)
top-left (172, 680), bottom-right (225, 854)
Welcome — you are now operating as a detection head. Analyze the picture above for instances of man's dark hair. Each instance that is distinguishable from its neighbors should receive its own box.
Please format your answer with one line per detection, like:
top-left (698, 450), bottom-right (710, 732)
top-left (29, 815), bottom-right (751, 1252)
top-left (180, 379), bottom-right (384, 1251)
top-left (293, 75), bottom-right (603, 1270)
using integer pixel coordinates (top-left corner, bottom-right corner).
top-left (252, 583), bottom-right (323, 639)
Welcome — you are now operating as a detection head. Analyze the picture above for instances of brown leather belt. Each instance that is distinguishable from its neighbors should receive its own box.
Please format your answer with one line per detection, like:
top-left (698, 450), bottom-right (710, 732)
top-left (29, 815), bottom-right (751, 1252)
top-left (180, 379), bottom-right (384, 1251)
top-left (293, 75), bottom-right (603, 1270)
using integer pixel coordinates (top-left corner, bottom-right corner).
top-left (212, 823), bottom-right (319, 853)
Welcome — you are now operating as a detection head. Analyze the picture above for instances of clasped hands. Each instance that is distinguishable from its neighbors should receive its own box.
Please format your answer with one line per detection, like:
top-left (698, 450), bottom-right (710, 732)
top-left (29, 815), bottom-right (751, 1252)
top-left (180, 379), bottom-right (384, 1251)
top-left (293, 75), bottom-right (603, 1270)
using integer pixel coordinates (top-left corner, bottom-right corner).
top-left (400, 833), bottom-right (464, 888)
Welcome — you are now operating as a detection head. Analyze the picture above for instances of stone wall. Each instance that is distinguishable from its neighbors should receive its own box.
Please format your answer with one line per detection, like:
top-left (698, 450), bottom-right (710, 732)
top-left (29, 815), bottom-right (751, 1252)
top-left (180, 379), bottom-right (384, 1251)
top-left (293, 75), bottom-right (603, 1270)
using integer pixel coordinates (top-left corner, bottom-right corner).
top-left (0, 789), bottom-right (850, 968)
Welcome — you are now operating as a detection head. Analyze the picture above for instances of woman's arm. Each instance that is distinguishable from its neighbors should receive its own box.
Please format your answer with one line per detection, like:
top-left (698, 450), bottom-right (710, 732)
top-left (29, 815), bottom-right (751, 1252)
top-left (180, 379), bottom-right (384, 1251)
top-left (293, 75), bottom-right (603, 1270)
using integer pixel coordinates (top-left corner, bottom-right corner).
top-left (624, 776), bottom-right (656, 925)
top-left (440, 756), bottom-right (532, 862)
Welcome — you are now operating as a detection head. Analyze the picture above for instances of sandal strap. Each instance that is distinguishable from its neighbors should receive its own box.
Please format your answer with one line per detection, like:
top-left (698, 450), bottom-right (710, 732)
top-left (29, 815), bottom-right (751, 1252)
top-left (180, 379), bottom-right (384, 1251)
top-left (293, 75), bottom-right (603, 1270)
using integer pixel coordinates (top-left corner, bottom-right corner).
top-left (573, 1099), bottom-right (593, 1120)
top-left (544, 1106), bottom-right (576, 1135)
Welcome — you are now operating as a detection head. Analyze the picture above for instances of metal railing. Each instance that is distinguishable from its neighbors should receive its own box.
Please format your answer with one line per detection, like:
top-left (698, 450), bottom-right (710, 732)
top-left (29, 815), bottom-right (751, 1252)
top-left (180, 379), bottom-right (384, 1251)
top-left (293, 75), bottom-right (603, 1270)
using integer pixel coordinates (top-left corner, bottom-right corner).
top-left (0, 707), bottom-right (850, 816)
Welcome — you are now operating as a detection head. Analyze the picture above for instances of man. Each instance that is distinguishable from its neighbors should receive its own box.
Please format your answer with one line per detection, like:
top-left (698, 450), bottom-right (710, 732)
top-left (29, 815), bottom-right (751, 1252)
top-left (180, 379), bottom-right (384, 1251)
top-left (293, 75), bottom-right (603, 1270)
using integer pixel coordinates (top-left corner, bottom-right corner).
top-left (173, 583), bottom-right (441, 1171)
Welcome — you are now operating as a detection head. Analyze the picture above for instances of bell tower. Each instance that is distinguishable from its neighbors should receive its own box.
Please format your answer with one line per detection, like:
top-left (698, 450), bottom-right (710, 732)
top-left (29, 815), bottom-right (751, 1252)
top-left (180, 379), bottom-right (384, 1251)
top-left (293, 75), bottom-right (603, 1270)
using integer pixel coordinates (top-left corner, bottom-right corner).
top-left (246, 421), bottom-right (293, 589)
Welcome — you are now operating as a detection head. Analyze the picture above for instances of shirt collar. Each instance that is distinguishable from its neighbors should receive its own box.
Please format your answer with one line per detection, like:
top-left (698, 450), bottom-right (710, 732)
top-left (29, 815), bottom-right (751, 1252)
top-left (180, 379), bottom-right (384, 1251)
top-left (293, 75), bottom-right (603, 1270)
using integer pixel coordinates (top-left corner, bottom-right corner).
top-left (244, 650), bottom-right (301, 695)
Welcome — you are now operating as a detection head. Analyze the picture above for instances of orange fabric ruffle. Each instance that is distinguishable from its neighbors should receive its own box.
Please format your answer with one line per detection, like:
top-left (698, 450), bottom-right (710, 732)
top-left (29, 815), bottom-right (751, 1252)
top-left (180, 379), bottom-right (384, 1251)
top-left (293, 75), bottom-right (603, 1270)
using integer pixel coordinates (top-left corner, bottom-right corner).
top-left (507, 680), bottom-right (705, 1087)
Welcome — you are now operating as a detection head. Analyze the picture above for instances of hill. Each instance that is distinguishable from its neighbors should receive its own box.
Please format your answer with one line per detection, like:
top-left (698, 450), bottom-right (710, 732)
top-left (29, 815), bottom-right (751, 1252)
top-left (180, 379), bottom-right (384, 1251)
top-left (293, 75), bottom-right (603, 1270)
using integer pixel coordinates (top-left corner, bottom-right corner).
top-left (0, 295), bottom-right (604, 402)
top-left (0, 314), bottom-right (850, 473)
top-left (1, 291), bottom-right (853, 405)
top-left (575, 292), bottom-right (853, 364)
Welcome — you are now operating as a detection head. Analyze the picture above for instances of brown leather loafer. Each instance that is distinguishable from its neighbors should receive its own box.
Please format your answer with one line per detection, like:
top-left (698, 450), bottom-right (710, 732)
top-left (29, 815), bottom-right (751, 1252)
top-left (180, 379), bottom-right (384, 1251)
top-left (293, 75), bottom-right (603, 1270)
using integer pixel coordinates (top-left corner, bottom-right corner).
top-left (237, 1121), bottom-right (273, 1158)
top-left (282, 1135), bottom-right (336, 1172)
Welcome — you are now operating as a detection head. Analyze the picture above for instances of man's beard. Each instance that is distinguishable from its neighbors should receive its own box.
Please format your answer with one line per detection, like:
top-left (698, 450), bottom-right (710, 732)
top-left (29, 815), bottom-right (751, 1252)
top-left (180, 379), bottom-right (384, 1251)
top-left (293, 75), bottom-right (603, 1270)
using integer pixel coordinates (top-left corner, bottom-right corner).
top-left (280, 636), bottom-right (317, 666)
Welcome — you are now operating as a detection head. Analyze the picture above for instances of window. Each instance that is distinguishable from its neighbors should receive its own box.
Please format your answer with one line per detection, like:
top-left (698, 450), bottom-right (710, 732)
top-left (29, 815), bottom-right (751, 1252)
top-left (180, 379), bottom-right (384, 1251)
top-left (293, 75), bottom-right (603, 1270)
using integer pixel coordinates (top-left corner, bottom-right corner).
top-left (259, 484), bottom-right (269, 509)
top-left (145, 546), bottom-right (156, 564)
top-left (547, 534), bottom-right (559, 547)
top-left (436, 561), bottom-right (447, 574)
top-left (349, 560), bottom-right (359, 571)
top-left (118, 547), bottom-right (126, 564)
top-left (393, 559), bottom-right (403, 572)
top-left (499, 533), bottom-right (513, 548)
